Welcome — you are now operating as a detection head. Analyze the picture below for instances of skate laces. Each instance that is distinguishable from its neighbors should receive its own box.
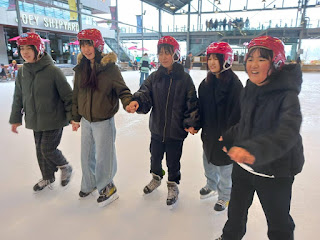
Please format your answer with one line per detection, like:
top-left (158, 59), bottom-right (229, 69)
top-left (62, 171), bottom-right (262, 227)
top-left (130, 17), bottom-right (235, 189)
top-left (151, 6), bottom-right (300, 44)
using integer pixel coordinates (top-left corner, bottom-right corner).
top-left (147, 178), bottom-right (161, 190)
top-left (37, 179), bottom-right (53, 189)
top-left (167, 185), bottom-right (178, 199)
top-left (216, 199), bottom-right (228, 207)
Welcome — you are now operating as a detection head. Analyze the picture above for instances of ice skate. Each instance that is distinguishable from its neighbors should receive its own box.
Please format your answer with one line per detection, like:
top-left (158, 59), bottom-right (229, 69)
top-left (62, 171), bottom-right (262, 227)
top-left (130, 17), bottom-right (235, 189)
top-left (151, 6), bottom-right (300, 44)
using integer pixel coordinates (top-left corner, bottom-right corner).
top-left (59, 164), bottom-right (73, 187)
top-left (143, 173), bottom-right (161, 194)
top-left (33, 178), bottom-right (55, 192)
top-left (79, 188), bottom-right (97, 199)
top-left (97, 182), bottom-right (119, 207)
top-left (199, 186), bottom-right (217, 199)
top-left (166, 181), bottom-right (179, 209)
top-left (214, 199), bottom-right (229, 212)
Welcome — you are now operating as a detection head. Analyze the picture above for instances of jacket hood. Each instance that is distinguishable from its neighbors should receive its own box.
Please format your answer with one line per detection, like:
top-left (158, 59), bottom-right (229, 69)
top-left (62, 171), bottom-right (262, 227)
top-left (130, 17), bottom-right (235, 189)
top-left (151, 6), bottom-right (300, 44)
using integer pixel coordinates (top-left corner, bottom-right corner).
top-left (22, 52), bottom-right (54, 73)
top-left (261, 64), bottom-right (302, 94)
top-left (74, 52), bottom-right (117, 72)
top-left (156, 62), bottom-right (185, 79)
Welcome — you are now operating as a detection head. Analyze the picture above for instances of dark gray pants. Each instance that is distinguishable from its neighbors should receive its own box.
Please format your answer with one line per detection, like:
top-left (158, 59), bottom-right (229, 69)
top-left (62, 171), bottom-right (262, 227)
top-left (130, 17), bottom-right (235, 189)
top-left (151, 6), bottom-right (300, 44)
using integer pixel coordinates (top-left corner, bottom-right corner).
top-left (33, 128), bottom-right (68, 180)
top-left (149, 136), bottom-right (183, 184)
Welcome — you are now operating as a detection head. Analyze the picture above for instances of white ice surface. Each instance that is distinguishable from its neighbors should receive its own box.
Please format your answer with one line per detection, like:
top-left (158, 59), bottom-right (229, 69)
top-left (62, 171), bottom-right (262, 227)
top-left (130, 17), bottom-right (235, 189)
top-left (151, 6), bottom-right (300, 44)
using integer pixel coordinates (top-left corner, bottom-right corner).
top-left (0, 70), bottom-right (319, 240)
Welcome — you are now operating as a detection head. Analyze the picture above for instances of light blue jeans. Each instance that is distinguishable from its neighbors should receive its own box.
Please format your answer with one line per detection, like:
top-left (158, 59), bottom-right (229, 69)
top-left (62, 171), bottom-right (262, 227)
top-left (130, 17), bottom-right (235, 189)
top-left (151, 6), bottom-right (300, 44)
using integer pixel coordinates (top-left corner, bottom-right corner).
top-left (203, 152), bottom-right (233, 201)
top-left (140, 72), bottom-right (149, 86)
top-left (80, 117), bottom-right (117, 193)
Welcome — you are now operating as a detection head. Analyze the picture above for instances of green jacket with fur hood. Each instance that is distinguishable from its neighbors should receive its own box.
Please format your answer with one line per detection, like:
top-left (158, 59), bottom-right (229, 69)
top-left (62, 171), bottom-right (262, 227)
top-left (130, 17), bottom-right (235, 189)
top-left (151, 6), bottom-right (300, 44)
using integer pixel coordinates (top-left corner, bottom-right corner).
top-left (72, 52), bottom-right (132, 122)
top-left (9, 53), bottom-right (73, 131)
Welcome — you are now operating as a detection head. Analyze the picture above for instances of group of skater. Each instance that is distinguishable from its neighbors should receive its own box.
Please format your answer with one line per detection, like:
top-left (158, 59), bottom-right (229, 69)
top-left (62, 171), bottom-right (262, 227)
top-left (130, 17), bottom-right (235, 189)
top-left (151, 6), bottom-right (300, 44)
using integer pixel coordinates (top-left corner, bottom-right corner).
top-left (9, 28), bottom-right (304, 240)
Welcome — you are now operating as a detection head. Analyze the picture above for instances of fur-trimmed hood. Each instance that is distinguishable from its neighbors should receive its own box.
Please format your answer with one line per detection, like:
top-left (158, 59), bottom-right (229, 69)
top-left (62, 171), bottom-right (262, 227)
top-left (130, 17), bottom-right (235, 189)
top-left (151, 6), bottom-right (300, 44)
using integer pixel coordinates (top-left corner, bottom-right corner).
top-left (74, 52), bottom-right (118, 72)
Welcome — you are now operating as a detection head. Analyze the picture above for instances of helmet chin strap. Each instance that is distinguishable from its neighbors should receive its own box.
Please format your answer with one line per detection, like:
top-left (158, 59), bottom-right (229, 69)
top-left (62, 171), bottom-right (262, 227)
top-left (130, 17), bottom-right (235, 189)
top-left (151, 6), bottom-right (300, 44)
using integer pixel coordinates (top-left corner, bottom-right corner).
top-left (211, 61), bottom-right (231, 75)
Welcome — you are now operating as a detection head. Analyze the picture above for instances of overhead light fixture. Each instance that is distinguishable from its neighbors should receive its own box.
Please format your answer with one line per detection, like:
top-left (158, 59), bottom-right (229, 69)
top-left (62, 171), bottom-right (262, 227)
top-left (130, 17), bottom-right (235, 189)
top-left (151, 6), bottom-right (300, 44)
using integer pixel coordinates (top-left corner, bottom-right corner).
top-left (170, 5), bottom-right (176, 9)
top-left (165, 2), bottom-right (170, 7)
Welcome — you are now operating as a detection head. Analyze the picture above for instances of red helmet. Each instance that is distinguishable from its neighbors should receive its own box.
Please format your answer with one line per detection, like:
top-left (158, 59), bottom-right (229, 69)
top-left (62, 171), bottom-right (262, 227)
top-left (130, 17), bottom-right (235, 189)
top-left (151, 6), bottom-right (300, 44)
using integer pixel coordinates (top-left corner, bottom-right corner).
top-left (247, 36), bottom-right (285, 69)
top-left (158, 36), bottom-right (180, 59)
top-left (17, 32), bottom-right (45, 55)
top-left (206, 42), bottom-right (233, 66)
top-left (77, 28), bottom-right (105, 52)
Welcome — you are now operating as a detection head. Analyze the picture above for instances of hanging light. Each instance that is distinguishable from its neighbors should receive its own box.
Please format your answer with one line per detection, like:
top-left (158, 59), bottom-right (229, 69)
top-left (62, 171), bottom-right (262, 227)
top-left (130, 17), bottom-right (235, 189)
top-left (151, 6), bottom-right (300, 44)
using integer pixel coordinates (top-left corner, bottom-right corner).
top-left (165, 2), bottom-right (170, 7)
top-left (170, 4), bottom-right (176, 9)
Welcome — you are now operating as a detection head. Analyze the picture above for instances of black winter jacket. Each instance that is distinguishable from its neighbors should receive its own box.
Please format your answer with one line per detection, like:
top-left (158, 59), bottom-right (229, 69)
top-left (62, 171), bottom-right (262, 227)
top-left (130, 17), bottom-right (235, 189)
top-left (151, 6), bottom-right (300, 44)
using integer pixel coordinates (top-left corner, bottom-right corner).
top-left (133, 63), bottom-right (200, 141)
top-left (224, 64), bottom-right (304, 177)
top-left (199, 71), bottom-right (243, 165)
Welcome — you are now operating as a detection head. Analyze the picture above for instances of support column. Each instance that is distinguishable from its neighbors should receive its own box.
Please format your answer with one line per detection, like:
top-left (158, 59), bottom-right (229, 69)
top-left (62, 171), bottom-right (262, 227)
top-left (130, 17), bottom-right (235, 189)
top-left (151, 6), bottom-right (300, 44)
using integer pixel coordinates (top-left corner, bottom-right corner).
top-left (0, 25), bottom-right (8, 64)
top-left (158, 8), bottom-right (162, 39)
top-left (187, 1), bottom-right (191, 54)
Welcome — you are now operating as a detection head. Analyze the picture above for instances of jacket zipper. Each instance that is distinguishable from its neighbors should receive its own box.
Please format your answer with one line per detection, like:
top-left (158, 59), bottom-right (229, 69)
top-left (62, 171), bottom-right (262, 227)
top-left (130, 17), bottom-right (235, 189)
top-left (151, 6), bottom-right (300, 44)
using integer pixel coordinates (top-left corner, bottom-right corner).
top-left (162, 78), bottom-right (173, 142)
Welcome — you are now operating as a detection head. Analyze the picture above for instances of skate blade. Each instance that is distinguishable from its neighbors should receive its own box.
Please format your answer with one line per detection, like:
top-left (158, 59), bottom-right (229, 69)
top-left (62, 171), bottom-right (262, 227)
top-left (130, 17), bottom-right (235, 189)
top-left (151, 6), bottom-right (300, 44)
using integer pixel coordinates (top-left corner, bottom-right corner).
top-left (98, 193), bottom-right (119, 208)
top-left (200, 191), bottom-right (218, 200)
top-left (33, 182), bottom-right (55, 194)
top-left (167, 199), bottom-right (178, 210)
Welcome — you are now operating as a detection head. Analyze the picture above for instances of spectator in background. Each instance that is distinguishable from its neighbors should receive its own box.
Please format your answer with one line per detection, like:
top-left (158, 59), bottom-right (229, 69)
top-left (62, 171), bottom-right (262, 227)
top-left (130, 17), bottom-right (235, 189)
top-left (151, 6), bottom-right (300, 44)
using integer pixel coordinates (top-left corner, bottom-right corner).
top-left (139, 53), bottom-right (151, 86)
top-left (8, 60), bottom-right (18, 80)
top-left (184, 52), bottom-right (193, 74)
top-left (0, 64), bottom-right (8, 81)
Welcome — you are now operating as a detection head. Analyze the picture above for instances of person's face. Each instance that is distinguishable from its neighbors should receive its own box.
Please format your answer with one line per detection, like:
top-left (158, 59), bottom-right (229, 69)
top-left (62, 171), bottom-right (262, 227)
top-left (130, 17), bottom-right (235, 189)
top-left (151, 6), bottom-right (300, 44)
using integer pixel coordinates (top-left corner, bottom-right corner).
top-left (81, 43), bottom-right (95, 62)
top-left (158, 47), bottom-right (174, 70)
top-left (20, 45), bottom-right (37, 63)
top-left (246, 49), bottom-right (272, 86)
top-left (207, 54), bottom-right (221, 74)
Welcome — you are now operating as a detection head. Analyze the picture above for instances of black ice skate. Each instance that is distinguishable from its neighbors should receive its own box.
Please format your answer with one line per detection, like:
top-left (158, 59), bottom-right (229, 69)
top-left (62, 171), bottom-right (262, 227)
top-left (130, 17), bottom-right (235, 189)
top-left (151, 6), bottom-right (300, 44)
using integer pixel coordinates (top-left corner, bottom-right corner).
top-left (143, 173), bottom-right (161, 194)
top-left (97, 182), bottom-right (119, 207)
top-left (33, 178), bottom-right (55, 192)
top-left (59, 164), bottom-right (73, 187)
top-left (166, 181), bottom-right (179, 208)
top-left (79, 188), bottom-right (96, 198)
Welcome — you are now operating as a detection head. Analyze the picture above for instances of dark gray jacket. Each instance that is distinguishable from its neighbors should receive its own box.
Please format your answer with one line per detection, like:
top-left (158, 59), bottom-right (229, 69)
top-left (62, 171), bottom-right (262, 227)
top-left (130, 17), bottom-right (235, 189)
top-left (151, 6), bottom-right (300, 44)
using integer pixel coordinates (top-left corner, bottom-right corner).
top-left (224, 64), bottom-right (304, 177)
top-left (133, 63), bottom-right (200, 141)
top-left (9, 53), bottom-right (72, 131)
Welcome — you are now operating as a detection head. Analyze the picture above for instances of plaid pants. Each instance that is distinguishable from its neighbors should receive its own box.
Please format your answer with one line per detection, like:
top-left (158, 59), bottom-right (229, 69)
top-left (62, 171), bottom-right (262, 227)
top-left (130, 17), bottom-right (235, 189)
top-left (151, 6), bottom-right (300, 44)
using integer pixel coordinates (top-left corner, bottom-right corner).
top-left (33, 128), bottom-right (68, 180)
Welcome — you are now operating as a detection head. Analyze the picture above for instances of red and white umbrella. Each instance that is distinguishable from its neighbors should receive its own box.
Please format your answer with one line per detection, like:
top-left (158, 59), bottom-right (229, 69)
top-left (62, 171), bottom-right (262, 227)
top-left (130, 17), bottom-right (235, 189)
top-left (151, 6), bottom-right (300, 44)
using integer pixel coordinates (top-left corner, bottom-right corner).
top-left (128, 46), bottom-right (137, 50)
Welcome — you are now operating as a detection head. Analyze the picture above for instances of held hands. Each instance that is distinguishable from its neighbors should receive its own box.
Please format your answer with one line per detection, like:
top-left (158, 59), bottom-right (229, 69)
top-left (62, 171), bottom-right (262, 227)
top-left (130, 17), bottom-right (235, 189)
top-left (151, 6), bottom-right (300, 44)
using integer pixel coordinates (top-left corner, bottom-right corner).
top-left (227, 146), bottom-right (256, 165)
top-left (126, 101), bottom-right (139, 113)
top-left (184, 127), bottom-right (198, 135)
top-left (11, 123), bottom-right (22, 134)
top-left (70, 120), bottom-right (80, 131)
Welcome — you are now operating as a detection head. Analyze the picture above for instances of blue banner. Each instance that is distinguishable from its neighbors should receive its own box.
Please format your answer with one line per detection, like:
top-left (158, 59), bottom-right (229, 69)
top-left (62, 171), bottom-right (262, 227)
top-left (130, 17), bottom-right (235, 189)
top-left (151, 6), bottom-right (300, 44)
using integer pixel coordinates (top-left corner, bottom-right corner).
top-left (136, 15), bottom-right (142, 33)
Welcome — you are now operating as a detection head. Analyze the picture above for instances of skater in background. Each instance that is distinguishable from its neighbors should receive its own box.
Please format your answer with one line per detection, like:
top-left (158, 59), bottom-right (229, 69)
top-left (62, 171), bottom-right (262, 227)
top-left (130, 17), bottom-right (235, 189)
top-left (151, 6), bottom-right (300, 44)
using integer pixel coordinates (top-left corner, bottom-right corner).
top-left (215, 36), bottom-right (304, 240)
top-left (0, 63), bottom-right (8, 80)
top-left (71, 28), bottom-right (132, 207)
top-left (198, 42), bottom-right (243, 211)
top-left (9, 32), bottom-right (73, 192)
top-left (126, 36), bottom-right (200, 207)
top-left (139, 53), bottom-right (151, 86)
top-left (184, 51), bottom-right (193, 74)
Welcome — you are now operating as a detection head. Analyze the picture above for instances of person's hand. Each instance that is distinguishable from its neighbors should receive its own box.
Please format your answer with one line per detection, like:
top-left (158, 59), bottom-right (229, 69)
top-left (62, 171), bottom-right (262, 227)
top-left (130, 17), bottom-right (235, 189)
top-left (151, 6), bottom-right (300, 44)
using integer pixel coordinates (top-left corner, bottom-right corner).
top-left (126, 101), bottom-right (139, 113)
top-left (218, 136), bottom-right (227, 153)
top-left (11, 123), bottom-right (22, 133)
top-left (227, 146), bottom-right (255, 165)
top-left (184, 127), bottom-right (198, 135)
top-left (71, 120), bottom-right (80, 131)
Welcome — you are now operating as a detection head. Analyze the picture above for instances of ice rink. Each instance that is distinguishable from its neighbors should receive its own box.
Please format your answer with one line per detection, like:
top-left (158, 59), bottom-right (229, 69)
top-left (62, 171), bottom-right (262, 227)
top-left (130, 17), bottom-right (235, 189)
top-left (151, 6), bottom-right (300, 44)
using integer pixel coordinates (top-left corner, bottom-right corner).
top-left (0, 69), bottom-right (319, 240)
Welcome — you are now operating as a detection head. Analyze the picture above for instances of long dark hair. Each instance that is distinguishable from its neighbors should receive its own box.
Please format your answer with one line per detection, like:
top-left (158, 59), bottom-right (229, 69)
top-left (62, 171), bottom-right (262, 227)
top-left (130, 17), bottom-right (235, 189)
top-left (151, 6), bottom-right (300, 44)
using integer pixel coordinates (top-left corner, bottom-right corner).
top-left (79, 40), bottom-right (103, 90)
top-left (157, 44), bottom-right (179, 61)
top-left (206, 53), bottom-right (233, 84)
top-left (18, 45), bottom-right (40, 62)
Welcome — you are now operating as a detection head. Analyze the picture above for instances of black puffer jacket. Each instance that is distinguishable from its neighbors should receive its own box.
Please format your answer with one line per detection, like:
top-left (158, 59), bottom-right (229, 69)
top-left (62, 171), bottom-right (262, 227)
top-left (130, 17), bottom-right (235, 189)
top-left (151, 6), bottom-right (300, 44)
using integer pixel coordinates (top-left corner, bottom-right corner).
top-left (199, 71), bottom-right (243, 166)
top-left (224, 64), bottom-right (304, 177)
top-left (133, 63), bottom-right (200, 141)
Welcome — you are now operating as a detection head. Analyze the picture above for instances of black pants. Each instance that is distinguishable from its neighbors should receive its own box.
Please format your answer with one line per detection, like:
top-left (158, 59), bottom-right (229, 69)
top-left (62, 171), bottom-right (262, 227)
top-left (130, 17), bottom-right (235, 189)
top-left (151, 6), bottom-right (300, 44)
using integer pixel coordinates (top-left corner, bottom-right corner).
top-left (222, 163), bottom-right (295, 240)
top-left (33, 128), bottom-right (68, 180)
top-left (149, 136), bottom-right (184, 184)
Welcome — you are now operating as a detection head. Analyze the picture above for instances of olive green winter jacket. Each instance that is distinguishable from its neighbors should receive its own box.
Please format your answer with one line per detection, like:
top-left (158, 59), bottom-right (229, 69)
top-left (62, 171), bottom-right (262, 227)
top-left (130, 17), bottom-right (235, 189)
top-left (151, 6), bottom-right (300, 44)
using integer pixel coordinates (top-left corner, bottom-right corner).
top-left (72, 52), bottom-right (132, 122)
top-left (9, 53), bottom-right (73, 131)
